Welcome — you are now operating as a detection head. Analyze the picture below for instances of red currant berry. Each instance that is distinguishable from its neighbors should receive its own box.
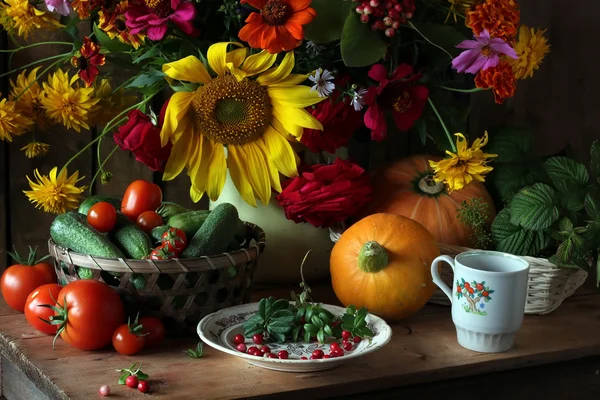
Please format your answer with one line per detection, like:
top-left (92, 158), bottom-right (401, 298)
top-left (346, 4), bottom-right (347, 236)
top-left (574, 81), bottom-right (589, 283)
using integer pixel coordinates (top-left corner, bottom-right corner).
top-left (125, 376), bottom-right (139, 389)
top-left (353, 336), bottom-right (362, 344)
top-left (137, 380), bottom-right (150, 394)
top-left (385, 0), bottom-right (393, 8)
top-left (233, 334), bottom-right (245, 345)
top-left (301, 356), bottom-right (308, 360)
top-left (383, 16), bottom-right (393, 25)
top-left (312, 349), bottom-right (324, 359)
top-left (363, 5), bottom-right (372, 14)
top-left (371, 23), bottom-right (379, 31)
top-left (356, 5), bottom-right (364, 13)
top-left (370, 0), bottom-right (379, 7)
top-left (393, 3), bottom-right (402, 11)
top-left (334, 348), bottom-right (345, 357)
top-left (360, 14), bottom-right (370, 23)
top-left (261, 345), bottom-right (271, 354)
top-left (252, 334), bottom-right (263, 345)
top-left (310, 355), bottom-right (318, 360)
top-left (343, 341), bottom-right (353, 351)
top-left (330, 342), bottom-right (341, 352)
top-left (341, 330), bottom-right (352, 340)
top-left (403, 12), bottom-right (412, 19)
top-left (392, 21), bottom-right (400, 29)
top-left (323, 355), bottom-right (331, 359)
top-left (375, 20), bottom-right (386, 30)
top-left (278, 350), bottom-right (289, 359)
top-left (388, 9), bottom-right (399, 19)
top-left (385, 28), bottom-right (396, 37)
top-left (236, 343), bottom-right (247, 353)
top-left (248, 346), bottom-right (259, 355)
top-left (268, 353), bottom-right (277, 358)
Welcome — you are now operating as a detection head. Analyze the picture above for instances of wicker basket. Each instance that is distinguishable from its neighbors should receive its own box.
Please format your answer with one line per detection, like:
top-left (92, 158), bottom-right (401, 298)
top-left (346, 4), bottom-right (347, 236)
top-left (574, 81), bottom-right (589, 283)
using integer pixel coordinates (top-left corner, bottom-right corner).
top-left (432, 243), bottom-right (588, 315)
top-left (48, 222), bottom-right (266, 332)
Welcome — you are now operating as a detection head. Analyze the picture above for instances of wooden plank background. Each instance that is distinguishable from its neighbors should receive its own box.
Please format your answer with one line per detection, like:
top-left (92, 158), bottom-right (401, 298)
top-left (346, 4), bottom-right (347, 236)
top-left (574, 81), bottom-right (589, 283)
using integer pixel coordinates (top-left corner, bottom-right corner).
top-left (0, 0), bottom-right (598, 273)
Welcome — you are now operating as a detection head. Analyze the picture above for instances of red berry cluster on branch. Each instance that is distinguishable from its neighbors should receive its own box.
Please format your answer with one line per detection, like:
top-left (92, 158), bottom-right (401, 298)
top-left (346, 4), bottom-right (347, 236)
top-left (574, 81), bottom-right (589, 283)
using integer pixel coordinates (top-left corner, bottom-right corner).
top-left (354, 0), bottom-right (416, 37)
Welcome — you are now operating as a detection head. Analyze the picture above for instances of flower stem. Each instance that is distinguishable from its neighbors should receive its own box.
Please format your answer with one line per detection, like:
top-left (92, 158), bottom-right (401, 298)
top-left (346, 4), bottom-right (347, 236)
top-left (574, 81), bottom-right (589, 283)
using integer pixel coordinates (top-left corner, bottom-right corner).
top-left (428, 97), bottom-right (457, 153)
top-left (89, 145), bottom-right (119, 193)
top-left (111, 76), bottom-right (136, 96)
top-left (408, 20), bottom-right (453, 60)
top-left (440, 86), bottom-right (485, 93)
top-left (0, 53), bottom-right (71, 79)
top-left (0, 42), bottom-right (73, 52)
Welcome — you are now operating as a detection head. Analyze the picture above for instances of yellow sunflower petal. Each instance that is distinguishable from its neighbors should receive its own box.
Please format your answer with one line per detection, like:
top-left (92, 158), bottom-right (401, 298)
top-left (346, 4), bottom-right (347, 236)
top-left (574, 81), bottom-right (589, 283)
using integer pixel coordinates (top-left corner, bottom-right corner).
top-left (269, 86), bottom-right (324, 108)
top-left (206, 143), bottom-right (227, 201)
top-left (162, 56), bottom-right (211, 84)
top-left (208, 42), bottom-right (244, 77)
top-left (272, 106), bottom-right (323, 132)
top-left (241, 142), bottom-right (271, 206)
top-left (267, 74), bottom-right (308, 87)
top-left (272, 117), bottom-right (302, 139)
top-left (256, 140), bottom-right (282, 193)
top-left (241, 51), bottom-right (277, 78)
top-left (161, 91), bottom-right (195, 146)
top-left (455, 133), bottom-right (467, 154)
top-left (256, 51), bottom-right (295, 86)
top-left (189, 135), bottom-right (212, 197)
top-left (190, 185), bottom-right (203, 203)
top-left (163, 130), bottom-right (192, 181)
top-left (227, 145), bottom-right (257, 207)
top-left (263, 126), bottom-right (298, 178)
top-left (227, 48), bottom-right (247, 69)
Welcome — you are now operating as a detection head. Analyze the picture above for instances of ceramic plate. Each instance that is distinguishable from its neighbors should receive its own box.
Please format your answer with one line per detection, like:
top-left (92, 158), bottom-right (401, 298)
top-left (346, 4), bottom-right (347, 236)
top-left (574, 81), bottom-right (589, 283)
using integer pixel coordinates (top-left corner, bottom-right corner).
top-left (197, 302), bottom-right (392, 372)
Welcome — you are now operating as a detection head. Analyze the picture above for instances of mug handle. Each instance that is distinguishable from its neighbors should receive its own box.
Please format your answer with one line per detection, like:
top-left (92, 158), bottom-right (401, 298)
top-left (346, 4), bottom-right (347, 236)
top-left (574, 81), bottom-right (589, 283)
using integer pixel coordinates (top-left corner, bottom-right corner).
top-left (431, 256), bottom-right (456, 303)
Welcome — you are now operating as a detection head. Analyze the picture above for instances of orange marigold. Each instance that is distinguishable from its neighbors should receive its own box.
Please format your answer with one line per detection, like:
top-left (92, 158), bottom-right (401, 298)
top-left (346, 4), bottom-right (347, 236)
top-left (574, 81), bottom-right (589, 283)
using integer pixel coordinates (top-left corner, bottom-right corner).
top-left (466, 0), bottom-right (520, 43)
top-left (474, 60), bottom-right (516, 104)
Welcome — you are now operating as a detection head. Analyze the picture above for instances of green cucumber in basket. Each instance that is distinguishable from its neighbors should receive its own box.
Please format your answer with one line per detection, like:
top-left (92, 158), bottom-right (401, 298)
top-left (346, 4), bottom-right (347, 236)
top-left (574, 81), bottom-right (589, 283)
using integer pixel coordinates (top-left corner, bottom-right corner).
top-left (151, 225), bottom-right (170, 243)
top-left (109, 214), bottom-right (153, 259)
top-left (167, 209), bottom-right (211, 239)
top-left (181, 203), bottom-right (239, 258)
top-left (78, 195), bottom-right (121, 215)
top-left (156, 201), bottom-right (191, 219)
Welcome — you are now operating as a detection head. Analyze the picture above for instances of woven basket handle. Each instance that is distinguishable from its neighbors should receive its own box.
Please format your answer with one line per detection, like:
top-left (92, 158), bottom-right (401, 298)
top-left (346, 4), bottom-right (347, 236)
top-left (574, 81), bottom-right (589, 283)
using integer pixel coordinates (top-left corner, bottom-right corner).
top-left (431, 255), bottom-right (456, 303)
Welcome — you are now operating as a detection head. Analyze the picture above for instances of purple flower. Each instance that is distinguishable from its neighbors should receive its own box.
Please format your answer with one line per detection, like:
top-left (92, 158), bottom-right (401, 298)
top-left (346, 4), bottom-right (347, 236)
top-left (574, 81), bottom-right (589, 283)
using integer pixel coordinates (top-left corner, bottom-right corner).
top-left (452, 29), bottom-right (518, 74)
top-left (44, 0), bottom-right (71, 15)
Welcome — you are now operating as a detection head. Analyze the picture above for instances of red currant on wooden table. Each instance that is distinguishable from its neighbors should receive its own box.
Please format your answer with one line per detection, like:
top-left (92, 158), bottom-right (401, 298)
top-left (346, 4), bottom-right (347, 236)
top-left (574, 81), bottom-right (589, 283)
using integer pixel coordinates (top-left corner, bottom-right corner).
top-left (278, 350), bottom-right (289, 359)
top-left (125, 376), bottom-right (139, 389)
top-left (252, 334), bottom-right (264, 345)
top-left (138, 380), bottom-right (149, 393)
top-left (236, 343), bottom-right (247, 353)
top-left (312, 349), bottom-right (324, 359)
top-left (233, 334), bottom-right (245, 345)
top-left (343, 341), bottom-right (353, 351)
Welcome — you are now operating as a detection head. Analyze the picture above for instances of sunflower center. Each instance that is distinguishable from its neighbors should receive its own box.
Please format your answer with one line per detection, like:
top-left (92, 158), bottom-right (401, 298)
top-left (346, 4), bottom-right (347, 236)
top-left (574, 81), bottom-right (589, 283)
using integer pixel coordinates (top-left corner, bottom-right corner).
top-left (76, 56), bottom-right (88, 70)
top-left (191, 75), bottom-right (271, 145)
top-left (481, 45), bottom-right (491, 57)
top-left (144, 0), bottom-right (171, 18)
top-left (393, 91), bottom-right (412, 113)
top-left (262, 0), bottom-right (291, 25)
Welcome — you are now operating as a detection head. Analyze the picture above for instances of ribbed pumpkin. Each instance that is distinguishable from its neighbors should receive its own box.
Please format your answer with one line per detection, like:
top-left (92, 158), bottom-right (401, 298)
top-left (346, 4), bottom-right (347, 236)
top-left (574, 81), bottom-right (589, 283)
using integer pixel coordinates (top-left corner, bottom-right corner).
top-left (364, 154), bottom-right (495, 247)
top-left (330, 213), bottom-right (440, 321)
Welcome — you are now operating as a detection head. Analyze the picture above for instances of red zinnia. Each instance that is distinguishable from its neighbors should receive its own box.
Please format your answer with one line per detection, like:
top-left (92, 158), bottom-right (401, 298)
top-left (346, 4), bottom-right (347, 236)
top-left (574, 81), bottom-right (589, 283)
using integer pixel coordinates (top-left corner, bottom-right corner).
top-left (125, 0), bottom-right (199, 41)
top-left (363, 63), bottom-right (429, 141)
top-left (474, 60), bottom-right (516, 104)
top-left (71, 37), bottom-right (105, 87)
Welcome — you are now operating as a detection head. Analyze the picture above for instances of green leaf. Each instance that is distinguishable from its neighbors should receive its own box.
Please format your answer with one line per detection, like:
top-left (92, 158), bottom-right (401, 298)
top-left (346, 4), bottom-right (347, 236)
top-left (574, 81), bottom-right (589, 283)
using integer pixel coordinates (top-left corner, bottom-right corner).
top-left (304, 330), bottom-right (311, 343)
top-left (270, 331), bottom-right (286, 343)
top-left (486, 126), bottom-right (534, 164)
top-left (341, 322), bottom-right (353, 331)
top-left (243, 314), bottom-right (264, 332)
top-left (355, 326), bottom-right (374, 338)
top-left (543, 157), bottom-right (589, 186)
top-left (510, 183), bottom-right (559, 231)
top-left (271, 299), bottom-right (289, 312)
top-left (127, 69), bottom-right (165, 89)
top-left (318, 311), bottom-right (330, 324)
top-left (492, 208), bottom-right (550, 256)
top-left (93, 23), bottom-right (132, 52)
top-left (311, 314), bottom-right (324, 328)
top-left (585, 193), bottom-right (600, 221)
top-left (118, 373), bottom-right (129, 385)
top-left (345, 305), bottom-right (356, 315)
top-left (136, 372), bottom-right (149, 381)
top-left (258, 298), bottom-right (267, 319)
top-left (304, 0), bottom-right (354, 43)
top-left (492, 163), bottom-right (539, 203)
top-left (558, 217), bottom-right (574, 234)
top-left (340, 13), bottom-right (387, 67)
top-left (554, 181), bottom-right (586, 213)
top-left (409, 22), bottom-right (467, 58)
top-left (132, 45), bottom-right (159, 64)
top-left (244, 325), bottom-right (264, 338)
top-left (294, 308), bottom-right (305, 323)
top-left (267, 320), bottom-right (292, 334)
top-left (353, 308), bottom-right (367, 328)
top-left (292, 325), bottom-right (301, 342)
top-left (324, 325), bottom-right (333, 337)
top-left (317, 329), bottom-right (325, 344)
top-left (556, 239), bottom-right (574, 264)
top-left (305, 304), bottom-right (314, 322)
top-left (303, 323), bottom-right (318, 335)
top-left (299, 290), bottom-right (308, 304)
top-left (591, 141), bottom-right (600, 181)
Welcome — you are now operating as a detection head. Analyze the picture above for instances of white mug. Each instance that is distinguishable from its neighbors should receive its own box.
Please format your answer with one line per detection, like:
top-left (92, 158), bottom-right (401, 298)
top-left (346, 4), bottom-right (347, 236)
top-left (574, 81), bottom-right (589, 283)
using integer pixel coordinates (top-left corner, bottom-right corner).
top-left (431, 251), bottom-right (530, 353)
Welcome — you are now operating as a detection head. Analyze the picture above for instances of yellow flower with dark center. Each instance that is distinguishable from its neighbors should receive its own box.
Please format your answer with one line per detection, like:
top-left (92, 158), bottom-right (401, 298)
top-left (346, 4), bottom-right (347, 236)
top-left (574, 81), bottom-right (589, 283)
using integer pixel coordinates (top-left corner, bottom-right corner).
top-left (98, 1), bottom-right (145, 49)
top-left (0, 97), bottom-right (33, 142)
top-left (41, 69), bottom-right (100, 132)
top-left (21, 141), bottom-right (50, 158)
top-left (161, 42), bottom-right (324, 206)
top-left (509, 25), bottom-right (550, 79)
top-left (3, 0), bottom-right (61, 39)
top-left (445, 0), bottom-right (478, 23)
top-left (24, 167), bottom-right (87, 214)
top-left (429, 132), bottom-right (497, 192)
top-left (10, 67), bottom-right (51, 131)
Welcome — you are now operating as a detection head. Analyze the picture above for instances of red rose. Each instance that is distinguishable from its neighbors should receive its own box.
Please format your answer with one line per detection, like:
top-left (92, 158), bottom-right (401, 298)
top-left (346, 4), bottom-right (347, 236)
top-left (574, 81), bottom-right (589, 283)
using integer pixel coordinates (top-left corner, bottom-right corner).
top-left (302, 86), bottom-right (363, 153)
top-left (276, 159), bottom-right (373, 228)
top-left (114, 101), bottom-right (171, 172)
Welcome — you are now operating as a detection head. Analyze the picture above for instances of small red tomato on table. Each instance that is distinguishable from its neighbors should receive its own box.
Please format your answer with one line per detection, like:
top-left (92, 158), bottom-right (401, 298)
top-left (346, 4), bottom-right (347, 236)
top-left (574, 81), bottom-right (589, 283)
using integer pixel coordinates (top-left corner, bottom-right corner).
top-left (112, 314), bottom-right (146, 356)
top-left (87, 202), bottom-right (117, 233)
top-left (161, 227), bottom-right (187, 255)
top-left (24, 283), bottom-right (62, 334)
top-left (121, 180), bottom-right (162, 221)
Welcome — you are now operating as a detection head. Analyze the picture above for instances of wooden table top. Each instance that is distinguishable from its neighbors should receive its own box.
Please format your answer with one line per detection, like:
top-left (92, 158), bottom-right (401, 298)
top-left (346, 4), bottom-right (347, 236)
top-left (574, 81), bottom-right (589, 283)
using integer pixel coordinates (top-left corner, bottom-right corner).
top-left (1, 284), bottom-right (600, 400)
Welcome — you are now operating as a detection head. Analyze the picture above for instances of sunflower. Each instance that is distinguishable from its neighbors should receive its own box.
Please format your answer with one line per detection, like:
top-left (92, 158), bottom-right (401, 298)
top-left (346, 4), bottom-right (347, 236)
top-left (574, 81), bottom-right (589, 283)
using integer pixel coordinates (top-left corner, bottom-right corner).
top-left (98, 1), bottom-right (145, 50)
top-left (21, 141), bottom-right (50, 158)
top-left (41, 69), bottom-right (100, 132)
top-left (24, 167), bottom-right (87, 214)
top-left (509, 25), bottom-right (550, 80)
top-left (429, 132), bottom-right (497, 192)
top-left (10, 67), bottom-right (51, 131)
top-left (160, 42), bottom-right (324, 206)
top-left (3, 0), bottom-right (61, 39)
top-left (0, 97), bottom-right (33, 142)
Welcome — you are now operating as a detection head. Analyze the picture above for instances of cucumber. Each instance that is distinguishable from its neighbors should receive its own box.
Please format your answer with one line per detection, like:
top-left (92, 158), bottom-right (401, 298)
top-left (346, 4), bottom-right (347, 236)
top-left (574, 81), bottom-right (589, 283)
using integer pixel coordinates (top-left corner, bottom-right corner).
top-left (234, 219), bottom-right (247, 244)
top-left (78, 195), bottom-right (121, 215)
top-left (167, 210), bottom-right (211, 239)
top-left (109, 215), bottom-right (153, 259)
top-left (151, 225), bottom-right (170, 243)
top-left (156, 202), bottom-right (191, 219)
top-left (50, 212), bottom-right (125, 258)
top-left (181, 203), bottom-right (239, 258)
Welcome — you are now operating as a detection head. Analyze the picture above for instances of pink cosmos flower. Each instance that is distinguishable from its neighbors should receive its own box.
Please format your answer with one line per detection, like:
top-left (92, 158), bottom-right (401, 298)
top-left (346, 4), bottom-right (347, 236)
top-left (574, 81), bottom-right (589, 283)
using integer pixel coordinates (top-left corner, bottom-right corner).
top-left (45, 0), bottom-right (71, 16)
top-left (125, 0), bottom-right (199, 41)
top-left (452, 29), bottom-right (518, 74)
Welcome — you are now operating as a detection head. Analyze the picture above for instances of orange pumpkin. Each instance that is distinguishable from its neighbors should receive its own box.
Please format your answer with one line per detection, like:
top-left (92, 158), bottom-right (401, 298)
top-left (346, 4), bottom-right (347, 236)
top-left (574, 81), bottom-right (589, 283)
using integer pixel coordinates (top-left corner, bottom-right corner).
top-left (330, 213), bottom-right (440, 321)
top-left (364, 154), bottom-right (495, 247)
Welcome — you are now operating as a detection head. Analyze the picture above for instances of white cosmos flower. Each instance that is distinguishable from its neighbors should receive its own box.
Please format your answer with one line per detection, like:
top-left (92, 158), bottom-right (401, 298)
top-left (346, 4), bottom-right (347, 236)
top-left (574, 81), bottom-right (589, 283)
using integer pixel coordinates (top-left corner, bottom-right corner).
top-left (309, 68), bottom-right (335, 98)
top-left (350, 88), bottom-right (368, 111)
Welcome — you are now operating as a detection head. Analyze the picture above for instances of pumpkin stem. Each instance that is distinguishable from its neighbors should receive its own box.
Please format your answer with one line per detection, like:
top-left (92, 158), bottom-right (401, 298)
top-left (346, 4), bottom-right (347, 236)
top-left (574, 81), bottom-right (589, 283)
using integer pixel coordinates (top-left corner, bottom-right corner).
top-left (358, 241), bottom-right (389, 273)
top-left (418, 176), bottom-right (445, 195)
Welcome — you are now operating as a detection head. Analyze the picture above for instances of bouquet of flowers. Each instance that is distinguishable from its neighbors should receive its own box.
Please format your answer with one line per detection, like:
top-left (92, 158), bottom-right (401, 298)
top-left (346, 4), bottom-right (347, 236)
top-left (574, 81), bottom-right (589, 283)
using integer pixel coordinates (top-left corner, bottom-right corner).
top-left (0, 0), bottom-right (549, 227)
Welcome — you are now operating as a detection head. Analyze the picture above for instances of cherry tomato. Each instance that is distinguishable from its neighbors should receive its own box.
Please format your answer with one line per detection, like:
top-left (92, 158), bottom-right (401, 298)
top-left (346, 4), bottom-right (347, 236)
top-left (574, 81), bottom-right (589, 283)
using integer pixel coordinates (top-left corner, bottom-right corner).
top-left (112, 324), bottom-right (145, 356)
top-left (149, 244), bottom-right (175, 260)
top-left (126, 375), bottom-right (139, 389)
top-left (138, 380), bottom-right (150, 393)
top-left (121, 180), bottom-right (162, 221)
top-left (1, 248), bottom-right (57, 312)
top-left (161, 228), bottom-right (187, 255)
top-left (53, 280), bottom-right (124, 351)
top-left (87, 202), bottom-right (117, 233)
top-left (136, 211), bottom-right (164, 234)
top-left (138, 317), bottom-right (165, 347)
top-left (24, 283), bottom-right (62, 334)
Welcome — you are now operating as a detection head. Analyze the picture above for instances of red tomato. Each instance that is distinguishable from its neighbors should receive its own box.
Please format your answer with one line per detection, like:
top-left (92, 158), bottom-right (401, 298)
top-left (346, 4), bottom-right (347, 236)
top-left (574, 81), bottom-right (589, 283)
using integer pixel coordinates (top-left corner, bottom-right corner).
top-left (138, 317), bottom-right (165, 347)
top-left (112, 324), bottom-right (145, 355)
top-left (87, 202), bottom-right (117, 233)
top-left (149, 244), bottom-right (175, 260)
top-left (136, 211), bottom-right (164, 234)
top-left (24, 283), bottom-right (62, 334)
top-left (1, 255), bottom-right (57, 312)
top-left (121, 180), bottom-right (162, 221)
top-left (53, 280), bottom-right (124, 350)
top-left (161, 228), bottom-right (187, 255)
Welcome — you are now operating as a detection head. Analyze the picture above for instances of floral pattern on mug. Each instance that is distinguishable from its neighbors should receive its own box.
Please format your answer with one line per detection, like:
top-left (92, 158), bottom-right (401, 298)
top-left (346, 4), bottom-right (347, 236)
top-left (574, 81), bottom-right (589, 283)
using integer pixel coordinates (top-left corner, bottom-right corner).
top-left (456, 278), bottom-right (495, 316)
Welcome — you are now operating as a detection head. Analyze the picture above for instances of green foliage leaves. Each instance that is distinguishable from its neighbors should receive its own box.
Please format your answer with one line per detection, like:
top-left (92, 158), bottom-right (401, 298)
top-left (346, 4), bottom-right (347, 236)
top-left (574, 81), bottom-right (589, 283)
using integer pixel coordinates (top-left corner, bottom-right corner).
top-left (340, 13), bottom-right (387, 67)
top-left (93, 24), bottom-right (132, 52)
top-left (591, 141), bottom-right (600, 181)
top-left (304, 0), bottom-right (354, 44)
top-left (492, 208), bottom-right (550, 256)
top-left (486, 126), bottom-right (534, 164)
top-left (543, 157), bottom-right (589, 186)
top-left (509, 183), bottom-right (559, 231)
top-left (408, 22), bottom-right (466, 58)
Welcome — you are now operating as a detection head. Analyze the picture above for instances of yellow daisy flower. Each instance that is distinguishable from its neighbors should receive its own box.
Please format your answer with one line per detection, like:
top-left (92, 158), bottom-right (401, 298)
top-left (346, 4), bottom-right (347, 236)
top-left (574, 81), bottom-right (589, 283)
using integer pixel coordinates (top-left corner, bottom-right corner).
top-left (21, 141), bottom-right (50, 158)
top-left (3, 0), bottom-right (61, 40)
top-left (429, 132), bottom-right (497, 192)
top-left (445, 0), bottom-right (477, 23)
top-left (0, 97), bottom-right (33, 142)
top-left (161, 42), bottom-right (324, 206)
top-left (0, 3), bottom-right (15, 35)
top-left (510, 25), bottom-right (550, 80)
top-left (98, 1), bottom-right (145, 50)
top-left (24, 167), bottom-right (87, 214)
top-left (10, 67), bottom-right (52, 131)
top-left (41, 69), bottom-right (100, 132)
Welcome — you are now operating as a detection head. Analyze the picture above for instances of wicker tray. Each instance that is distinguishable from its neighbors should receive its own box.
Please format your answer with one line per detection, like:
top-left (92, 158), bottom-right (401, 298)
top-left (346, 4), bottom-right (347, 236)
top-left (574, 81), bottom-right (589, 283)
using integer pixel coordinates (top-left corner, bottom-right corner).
top-left (433, 243), bottom-right (588, 315)
top-left (48, 222), bottom-right (266, 332)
